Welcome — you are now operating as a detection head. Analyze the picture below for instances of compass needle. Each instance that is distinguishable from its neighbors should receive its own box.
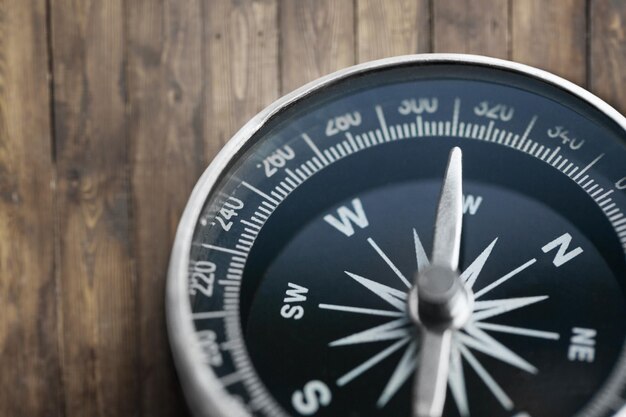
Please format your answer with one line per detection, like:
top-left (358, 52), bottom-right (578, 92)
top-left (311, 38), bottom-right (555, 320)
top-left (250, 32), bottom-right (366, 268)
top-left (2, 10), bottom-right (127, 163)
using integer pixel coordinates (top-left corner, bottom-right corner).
top-left (414, 329), bottom-right (453, 417)
top-left (448, 341), bottom-right (470, 417)
top-left (431, 146), bottom-right (464, 271)
top-left (168, 56), bottom-right (626, 417)
top-left (411, 147), bottom-right (474, 417)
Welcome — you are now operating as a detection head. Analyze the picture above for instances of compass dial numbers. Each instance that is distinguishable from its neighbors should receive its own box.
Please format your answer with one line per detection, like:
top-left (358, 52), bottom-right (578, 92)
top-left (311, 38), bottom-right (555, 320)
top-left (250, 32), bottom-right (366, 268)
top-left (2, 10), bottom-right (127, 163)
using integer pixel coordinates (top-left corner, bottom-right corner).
top-left (178, 61), bottom-right (626, 417)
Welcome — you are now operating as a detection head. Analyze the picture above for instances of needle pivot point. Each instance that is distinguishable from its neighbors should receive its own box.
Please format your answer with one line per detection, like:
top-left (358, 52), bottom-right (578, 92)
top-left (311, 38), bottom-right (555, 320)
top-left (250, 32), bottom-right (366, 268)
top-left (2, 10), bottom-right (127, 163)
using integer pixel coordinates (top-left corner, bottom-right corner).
top-left (410, 265), bottom-right (474, 330)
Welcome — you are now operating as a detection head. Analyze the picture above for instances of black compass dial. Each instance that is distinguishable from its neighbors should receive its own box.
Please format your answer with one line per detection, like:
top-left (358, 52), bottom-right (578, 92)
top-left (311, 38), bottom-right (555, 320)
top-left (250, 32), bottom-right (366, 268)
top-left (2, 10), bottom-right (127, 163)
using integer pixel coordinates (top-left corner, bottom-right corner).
top-left (244, 142), bottom-right (625, 417)
top-left (176, 59), bottom-right (626, 417)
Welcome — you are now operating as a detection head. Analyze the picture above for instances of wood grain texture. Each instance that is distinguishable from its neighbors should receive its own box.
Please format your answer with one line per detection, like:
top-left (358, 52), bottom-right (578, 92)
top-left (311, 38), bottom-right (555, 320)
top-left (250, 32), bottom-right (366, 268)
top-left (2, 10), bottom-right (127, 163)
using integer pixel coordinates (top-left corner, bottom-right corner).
top-left (205, 0), bottom-right (279, 155)
top-left (126, 1), bottom-right (205, 416)
top-left (50, 1), bottom-right (139, 416)
top-left (2, 1), bottom-right (626, 416)
top-left (590, 0), bottom-right (626, 114)
top-left (357, 0), bottom-right (430, 62)
top-left (433, 0), bottom-right (509, 58)
top-left (0, 1), bottom-right (61, 416)
top-left (280, 0), bottom-right (354, 93)
top-left (127, 1), bottom-right (279, 416)
top-left (511, 0), bottom-right (587, 85)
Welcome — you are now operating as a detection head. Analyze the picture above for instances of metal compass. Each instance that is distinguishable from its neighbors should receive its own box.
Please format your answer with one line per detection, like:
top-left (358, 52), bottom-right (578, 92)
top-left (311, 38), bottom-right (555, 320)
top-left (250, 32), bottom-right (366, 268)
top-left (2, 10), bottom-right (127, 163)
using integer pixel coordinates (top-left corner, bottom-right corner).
top-left (167, 54), bottom-right (626, 417)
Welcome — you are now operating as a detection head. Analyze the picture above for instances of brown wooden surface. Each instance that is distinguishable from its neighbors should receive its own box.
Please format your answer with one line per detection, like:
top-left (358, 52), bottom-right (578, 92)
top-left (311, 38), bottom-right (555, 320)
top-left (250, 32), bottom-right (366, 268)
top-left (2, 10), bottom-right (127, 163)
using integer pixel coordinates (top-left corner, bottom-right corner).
top-left (0, 1), bottom-right (61, 416)
top-left (1, 1), bottom-right (625, 416)
top-left (512, 0), bottom-right (587, 86)
top-left (434, 0), bottom-right (509, 58)
top-left (51, 2), bottom-right (139, 416)
top-left (126, 1), bottom-right (205, 416)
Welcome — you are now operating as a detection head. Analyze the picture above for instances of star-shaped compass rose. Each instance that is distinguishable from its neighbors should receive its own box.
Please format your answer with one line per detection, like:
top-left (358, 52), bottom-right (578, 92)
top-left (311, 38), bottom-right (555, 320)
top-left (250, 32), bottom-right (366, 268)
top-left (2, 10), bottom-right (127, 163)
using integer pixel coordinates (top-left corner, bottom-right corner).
top-left (319, 229), bottom-right (559, 415)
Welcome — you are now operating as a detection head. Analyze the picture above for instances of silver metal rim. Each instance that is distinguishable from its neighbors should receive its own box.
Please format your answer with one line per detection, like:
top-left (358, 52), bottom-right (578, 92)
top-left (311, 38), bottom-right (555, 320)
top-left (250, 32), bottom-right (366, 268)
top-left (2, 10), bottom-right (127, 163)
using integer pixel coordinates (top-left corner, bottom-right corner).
top-left (166, 53), bottom-right (626, 417)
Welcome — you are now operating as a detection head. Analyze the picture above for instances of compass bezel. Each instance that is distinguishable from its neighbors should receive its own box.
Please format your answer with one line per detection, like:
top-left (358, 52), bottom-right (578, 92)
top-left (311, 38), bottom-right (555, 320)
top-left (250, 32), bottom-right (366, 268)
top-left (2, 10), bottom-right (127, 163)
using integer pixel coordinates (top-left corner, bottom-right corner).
top-left (166, 54), bottom-right (626, 417)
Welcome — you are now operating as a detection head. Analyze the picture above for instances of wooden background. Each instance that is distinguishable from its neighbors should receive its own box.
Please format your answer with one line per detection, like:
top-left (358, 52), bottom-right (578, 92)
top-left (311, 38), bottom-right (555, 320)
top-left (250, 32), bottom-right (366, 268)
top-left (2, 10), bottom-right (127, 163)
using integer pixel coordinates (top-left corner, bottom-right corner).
top-left (1, 0), bottom-right (625, 416)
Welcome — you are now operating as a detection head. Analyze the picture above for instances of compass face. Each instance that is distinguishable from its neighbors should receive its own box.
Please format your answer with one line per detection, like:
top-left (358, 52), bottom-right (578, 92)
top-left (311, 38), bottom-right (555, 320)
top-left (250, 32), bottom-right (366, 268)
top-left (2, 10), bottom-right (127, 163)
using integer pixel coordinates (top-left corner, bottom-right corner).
top-left (167, 56), bottom-right (626, 417)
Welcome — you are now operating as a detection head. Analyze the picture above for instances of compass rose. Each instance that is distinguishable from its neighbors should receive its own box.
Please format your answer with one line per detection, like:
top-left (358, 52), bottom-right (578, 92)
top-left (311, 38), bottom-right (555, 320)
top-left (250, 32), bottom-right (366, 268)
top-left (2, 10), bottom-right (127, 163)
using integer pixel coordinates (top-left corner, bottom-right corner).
top-left (319, 230), bottom-right (560, 415)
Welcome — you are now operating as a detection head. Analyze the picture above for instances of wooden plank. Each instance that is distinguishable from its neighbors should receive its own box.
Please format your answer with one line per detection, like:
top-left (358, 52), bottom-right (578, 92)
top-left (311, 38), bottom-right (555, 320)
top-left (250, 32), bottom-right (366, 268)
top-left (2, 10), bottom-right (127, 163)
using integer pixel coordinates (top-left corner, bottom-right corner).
top-left (128, 1), bottom-right (279, 416)
top-left (0, 1), bottom-right (62, 416)
top-left (433, 0), bottom-right (509, 58)
top-left (357, 0), bottom-right (430, 62)
top-left (281, 0), bottom-right (354, 93)
top-left (126, 0), bottom-right (210, 415)
top-left (512, 0), bottom-right (587, 85)
top-left (50, 1), bottom-right (139, 416)
top-left (590, 0), bottom-right (626, 114)
top-left (205, 0), bottom-right (280, 155)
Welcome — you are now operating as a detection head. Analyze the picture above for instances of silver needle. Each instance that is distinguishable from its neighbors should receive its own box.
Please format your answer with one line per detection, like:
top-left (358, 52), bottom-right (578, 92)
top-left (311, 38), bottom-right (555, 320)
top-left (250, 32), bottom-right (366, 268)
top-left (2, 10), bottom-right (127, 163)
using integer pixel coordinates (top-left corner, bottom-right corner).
top-left (414, 329), bottom-right (452, 417)
top-left (411, 147), bottom-right (471, 417)
top-left (431, 146), bottom-right (463, 271)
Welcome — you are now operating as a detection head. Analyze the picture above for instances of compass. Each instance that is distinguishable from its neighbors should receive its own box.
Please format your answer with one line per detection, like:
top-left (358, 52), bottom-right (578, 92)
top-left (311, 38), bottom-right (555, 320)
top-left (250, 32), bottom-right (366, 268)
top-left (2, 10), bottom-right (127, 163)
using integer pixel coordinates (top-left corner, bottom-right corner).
top-left (167, 55), bottom-right (626, 417)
